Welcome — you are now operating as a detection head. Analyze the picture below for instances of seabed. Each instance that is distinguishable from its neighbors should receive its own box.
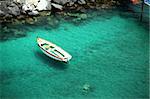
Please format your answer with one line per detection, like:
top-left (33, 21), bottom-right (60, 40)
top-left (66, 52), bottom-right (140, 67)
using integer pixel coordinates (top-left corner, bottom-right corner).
top-left (0, 9), bottom-right (149, 98)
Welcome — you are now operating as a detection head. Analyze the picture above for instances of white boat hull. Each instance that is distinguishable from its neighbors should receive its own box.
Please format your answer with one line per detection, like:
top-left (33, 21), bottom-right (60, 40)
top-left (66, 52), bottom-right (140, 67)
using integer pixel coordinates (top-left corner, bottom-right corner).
top-left (37, 37), bottom-right (72, 63)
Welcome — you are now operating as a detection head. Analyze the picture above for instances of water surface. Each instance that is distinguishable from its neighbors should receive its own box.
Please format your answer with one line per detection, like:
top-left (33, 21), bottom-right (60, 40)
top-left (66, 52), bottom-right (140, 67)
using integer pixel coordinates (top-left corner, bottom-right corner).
top-left (0, 9), bottom-right (149, 98)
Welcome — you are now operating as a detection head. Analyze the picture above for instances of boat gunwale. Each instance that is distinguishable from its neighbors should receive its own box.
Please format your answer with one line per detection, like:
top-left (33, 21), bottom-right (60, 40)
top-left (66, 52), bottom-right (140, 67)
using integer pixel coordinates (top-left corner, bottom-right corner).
top-left (37, 44), bottom-right (64, 61)
top-left (37, 37), bottom-right (72, 62)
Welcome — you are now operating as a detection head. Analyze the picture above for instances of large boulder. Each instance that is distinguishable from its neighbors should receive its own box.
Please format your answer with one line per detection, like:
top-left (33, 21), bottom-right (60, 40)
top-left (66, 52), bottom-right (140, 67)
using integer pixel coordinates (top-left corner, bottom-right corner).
top-left (0, 1), bottom-right (11, 16)
top-left (0, 10), bottom-right (5, 17)
top-left (16, 0), bottom-right (51, 11)
top-left (36, 0), bottom-right (51, 11)
top-left (8, 3), bottom-right (20, 16)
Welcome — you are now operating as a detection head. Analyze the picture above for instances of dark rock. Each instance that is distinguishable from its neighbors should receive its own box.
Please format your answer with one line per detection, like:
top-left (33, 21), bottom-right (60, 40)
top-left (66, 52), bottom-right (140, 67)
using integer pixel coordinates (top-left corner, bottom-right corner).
top-left (5, 14), bottom-right (13, 18)
top-left (0, 10), bottom-right (5, 16)
top-left (0, 1), bottom-right (11, 16)
top-left (69, 0), bottom-right (77, 6)
top-left (80, 8), bottom-right (87, 13)
top-left (52, 0), bottom-right (77, 6)
top-left (52, 0), bottom-right (70, 5)
top-left (95, 4), bottom-right (102, 10)
top-left (13, 19), bottom-right (22, 25)
top-left (89, 0), bottom-right (95, 2)
top-left (8, 3), bottom-right (20, 16)
top-left (14, 30), bottom-right (26, 38)
top-left (76, 6), bottom-right (87, 13)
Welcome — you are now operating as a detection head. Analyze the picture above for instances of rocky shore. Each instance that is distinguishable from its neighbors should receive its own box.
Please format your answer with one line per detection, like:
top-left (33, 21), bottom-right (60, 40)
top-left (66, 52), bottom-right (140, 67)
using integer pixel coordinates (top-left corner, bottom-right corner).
top-left (0, 0), bottom-right (124, 23)
top-left (0, 0), bottom-right (131, 41)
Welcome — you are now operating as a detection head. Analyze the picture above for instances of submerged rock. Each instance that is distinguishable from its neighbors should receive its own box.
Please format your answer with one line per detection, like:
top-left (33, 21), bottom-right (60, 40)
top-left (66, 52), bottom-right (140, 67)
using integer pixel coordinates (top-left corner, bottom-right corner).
top-left (39, 11), bottom-right (51, 16)
top-left (0, 25), bottom-right (27, 41)
top-left (80, 13), bottom-right (87, 19)
top-left (0, 0), bottom-right (118, 23)
top-left (47, 17), bottom-right (59, 28)
top-left (82, 83), bottom-right (91, 93)
top-left (13, 19), bottom-right (23, 25)
top-left (65, 12), bottom-right (87, 20)
top-left (14, 30), bottom-right (26, 38)
top-left (25, 17), bottom-right (35, 24)
top-left (66, 12), bottom-right (79, 17)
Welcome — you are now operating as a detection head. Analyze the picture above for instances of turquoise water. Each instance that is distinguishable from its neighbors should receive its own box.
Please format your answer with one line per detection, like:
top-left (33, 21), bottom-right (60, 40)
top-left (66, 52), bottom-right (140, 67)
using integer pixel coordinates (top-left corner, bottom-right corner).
top-left (0, 10), bottom-right (149, 98)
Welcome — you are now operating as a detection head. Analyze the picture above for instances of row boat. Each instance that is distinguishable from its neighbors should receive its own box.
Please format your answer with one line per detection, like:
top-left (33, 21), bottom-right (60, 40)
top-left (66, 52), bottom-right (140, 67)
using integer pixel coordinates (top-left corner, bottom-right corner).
top-left (37, 37), bottom-right (72, 63)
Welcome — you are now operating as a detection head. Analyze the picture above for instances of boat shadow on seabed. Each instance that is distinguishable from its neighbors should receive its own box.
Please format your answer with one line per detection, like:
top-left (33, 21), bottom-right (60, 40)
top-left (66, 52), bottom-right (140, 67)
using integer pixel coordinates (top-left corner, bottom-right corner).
top-left (34, 51), bottom-right (68, 70)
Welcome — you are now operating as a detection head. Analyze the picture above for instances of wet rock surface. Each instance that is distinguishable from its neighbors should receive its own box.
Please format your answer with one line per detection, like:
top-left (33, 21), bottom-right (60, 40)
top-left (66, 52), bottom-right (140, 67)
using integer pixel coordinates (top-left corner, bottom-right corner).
top-left (0, 0), bottom-right (122, 23)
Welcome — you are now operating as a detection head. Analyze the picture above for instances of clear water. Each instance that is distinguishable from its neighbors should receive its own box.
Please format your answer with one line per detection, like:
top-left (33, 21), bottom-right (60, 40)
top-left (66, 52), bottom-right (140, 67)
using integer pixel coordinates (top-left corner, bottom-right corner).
top-left (0, 9), bottom-right (149, 98)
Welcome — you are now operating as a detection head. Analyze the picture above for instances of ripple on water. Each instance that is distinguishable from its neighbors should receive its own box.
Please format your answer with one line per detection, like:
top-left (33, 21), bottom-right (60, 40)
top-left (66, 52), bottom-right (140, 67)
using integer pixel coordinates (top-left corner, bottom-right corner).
top-left (0, 9), bottom-right (149, 98)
